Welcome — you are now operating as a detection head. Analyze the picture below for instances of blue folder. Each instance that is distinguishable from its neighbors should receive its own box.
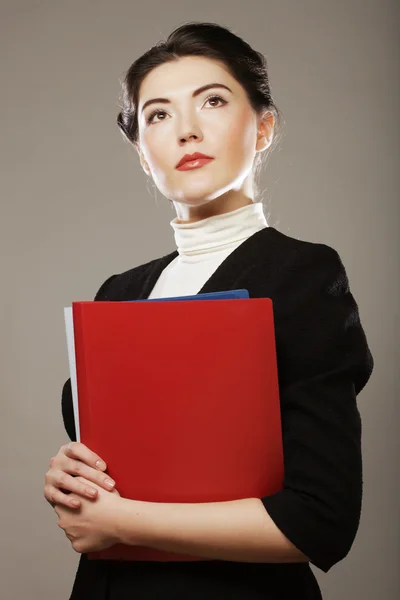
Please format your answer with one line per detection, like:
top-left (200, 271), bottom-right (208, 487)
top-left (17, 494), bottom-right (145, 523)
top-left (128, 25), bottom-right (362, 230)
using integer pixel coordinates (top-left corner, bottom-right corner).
top-left (133, 289), bottom-right (249, 302)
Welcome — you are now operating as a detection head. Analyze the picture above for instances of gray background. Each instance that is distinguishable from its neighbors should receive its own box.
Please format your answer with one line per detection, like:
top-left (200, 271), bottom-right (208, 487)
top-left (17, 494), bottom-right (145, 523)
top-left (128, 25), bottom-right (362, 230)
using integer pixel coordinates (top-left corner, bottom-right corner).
top-left (1, 1), bottom-right (398, 598)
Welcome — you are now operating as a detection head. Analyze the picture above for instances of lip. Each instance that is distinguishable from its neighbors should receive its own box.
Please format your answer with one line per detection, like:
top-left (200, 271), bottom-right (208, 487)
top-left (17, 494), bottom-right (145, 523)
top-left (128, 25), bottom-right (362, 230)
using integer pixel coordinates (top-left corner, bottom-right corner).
top-left (176, 158), bottom-right (214, 171)
top-left (175, 152), bottom-right (214, 169)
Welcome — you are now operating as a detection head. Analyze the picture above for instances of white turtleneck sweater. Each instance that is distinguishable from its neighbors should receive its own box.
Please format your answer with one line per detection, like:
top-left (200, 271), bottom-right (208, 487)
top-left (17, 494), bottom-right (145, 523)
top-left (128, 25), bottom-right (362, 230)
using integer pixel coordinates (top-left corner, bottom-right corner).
top-left (147, 203), bottom-right (268, 299)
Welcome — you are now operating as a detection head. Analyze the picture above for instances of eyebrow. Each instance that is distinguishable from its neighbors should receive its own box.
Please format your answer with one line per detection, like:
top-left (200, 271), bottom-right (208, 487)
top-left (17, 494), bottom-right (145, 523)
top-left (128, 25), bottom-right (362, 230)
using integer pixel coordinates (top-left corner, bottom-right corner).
top-left (140, 83), bottom-right (233, 113)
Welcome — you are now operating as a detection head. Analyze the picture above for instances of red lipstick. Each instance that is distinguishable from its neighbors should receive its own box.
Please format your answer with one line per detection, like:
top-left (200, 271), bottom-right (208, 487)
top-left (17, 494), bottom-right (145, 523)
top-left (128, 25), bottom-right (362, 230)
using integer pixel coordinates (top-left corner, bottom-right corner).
top-left (175, 152), bottom-right (214, 171)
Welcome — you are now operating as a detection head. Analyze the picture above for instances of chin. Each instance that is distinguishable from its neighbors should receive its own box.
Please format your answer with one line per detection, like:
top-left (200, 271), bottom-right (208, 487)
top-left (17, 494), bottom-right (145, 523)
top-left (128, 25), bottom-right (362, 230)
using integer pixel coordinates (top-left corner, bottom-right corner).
top-left (172, 181), bottom-right (235, 205)
top-left (175, 194), bottom-right (218, 207)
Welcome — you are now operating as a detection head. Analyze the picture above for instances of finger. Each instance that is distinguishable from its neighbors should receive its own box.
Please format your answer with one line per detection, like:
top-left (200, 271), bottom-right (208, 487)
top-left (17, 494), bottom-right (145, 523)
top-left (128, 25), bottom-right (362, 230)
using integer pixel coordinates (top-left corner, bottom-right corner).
top-left (63, 442), bottom-right (107, 472)
top-left (46, 468), bottom-right (98, 500)
top-left (64, 458), bottom-right (116, 492)
top-left (45, 486), bottom-right (81, 509)
top-left (57, 470), bottom-right (102, 499)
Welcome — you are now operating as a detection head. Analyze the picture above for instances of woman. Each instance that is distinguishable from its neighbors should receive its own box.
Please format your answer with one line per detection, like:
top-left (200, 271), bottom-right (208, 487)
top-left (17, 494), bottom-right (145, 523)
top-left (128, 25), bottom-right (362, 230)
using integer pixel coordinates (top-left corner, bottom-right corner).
top-left (44, 22), bottom-right (374, 600)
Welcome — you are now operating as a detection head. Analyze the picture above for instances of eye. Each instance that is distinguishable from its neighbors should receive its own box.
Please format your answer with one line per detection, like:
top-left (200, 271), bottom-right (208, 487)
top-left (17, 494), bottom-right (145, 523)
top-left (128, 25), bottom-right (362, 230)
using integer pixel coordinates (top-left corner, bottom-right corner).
top-left (146, 95), bottom-right (227, 125)
top-left (204, 94), bottom-right (227, 108)
top-left (146, 109), bottom-right (168, 125)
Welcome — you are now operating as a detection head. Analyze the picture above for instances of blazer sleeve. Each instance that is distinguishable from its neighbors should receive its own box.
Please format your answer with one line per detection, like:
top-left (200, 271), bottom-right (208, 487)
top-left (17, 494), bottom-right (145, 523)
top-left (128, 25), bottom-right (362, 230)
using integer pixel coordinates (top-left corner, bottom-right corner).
top-left (261, 243), bottom-right (374, 573)
top-left (61, 274), bottom-right (119, 442)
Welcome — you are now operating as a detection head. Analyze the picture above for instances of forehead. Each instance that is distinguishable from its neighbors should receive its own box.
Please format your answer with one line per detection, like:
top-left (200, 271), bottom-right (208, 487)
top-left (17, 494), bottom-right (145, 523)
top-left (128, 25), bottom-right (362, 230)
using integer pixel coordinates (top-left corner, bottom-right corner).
top-left (138, 56), bottom-right (239, 106)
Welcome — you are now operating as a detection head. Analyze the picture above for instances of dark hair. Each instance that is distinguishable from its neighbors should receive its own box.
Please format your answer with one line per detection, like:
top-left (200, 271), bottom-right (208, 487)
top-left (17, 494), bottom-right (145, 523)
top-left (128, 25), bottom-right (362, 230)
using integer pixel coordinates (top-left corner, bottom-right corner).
top-left (117, 22), bottom-right (282, 189)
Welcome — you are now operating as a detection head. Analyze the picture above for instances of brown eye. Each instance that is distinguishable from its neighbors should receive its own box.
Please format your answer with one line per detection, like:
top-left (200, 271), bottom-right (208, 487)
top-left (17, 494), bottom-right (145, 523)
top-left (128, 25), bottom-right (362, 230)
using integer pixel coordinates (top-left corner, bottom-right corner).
top-left (147, 110), bottom-right (168, 125)
top-left (205, 95), bottom-right (227, 108)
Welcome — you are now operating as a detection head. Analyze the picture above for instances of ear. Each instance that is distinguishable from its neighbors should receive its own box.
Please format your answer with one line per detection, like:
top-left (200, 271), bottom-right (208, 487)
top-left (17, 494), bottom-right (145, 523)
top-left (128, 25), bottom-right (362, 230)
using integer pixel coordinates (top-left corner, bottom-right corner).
top-left (134, 142), bottom-right (151, 176)
top-left (255, 111), bottom-right (275, 153)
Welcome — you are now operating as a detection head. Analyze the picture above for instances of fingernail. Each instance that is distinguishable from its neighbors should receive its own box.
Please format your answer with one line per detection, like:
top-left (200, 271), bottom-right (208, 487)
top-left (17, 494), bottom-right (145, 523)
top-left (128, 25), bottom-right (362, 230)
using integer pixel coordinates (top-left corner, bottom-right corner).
top-left (71, 499), bottom-right (80, 507)
top-left (96, 460), bottom-right (106, 470)
top-left (105, 478), bottom-right (115, 489)
top-left (87, 488), bottom-right (97, 497)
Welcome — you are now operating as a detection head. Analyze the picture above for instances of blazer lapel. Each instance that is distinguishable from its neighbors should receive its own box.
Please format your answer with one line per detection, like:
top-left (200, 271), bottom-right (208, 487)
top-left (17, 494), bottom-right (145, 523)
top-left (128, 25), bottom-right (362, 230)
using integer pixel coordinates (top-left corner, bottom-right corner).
top-left (135, 251), bottom-right (178, 300)
top-left (137, 226), bottom-right (282, 300)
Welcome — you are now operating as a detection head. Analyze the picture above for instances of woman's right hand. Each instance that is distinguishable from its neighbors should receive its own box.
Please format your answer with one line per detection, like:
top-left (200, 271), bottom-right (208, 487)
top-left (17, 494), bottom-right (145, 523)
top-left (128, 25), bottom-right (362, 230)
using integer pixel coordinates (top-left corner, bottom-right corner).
top-left (44, 442), bottom-right (116, 509)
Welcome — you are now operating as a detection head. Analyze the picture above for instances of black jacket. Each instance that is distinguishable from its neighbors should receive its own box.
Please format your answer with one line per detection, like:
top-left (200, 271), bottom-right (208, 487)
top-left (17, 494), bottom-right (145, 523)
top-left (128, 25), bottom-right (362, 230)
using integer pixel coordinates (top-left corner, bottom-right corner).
top-left (61, 225), bottom-right (374, 600)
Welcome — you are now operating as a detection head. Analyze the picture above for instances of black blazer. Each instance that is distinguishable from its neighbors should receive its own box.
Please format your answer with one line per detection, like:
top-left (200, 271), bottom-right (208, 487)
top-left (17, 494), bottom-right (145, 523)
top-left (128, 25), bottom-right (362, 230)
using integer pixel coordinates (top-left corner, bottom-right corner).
top-left (61, 226), bottom-right (374, 600)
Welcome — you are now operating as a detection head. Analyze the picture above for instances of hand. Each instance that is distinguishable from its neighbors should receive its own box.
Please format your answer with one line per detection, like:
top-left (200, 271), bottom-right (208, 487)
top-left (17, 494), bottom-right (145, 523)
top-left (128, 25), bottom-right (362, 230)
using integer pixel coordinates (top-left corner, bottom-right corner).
top-left (44, 442), bottom-right (117, 509)
top-left (54, 477), bottom-right (122, 554)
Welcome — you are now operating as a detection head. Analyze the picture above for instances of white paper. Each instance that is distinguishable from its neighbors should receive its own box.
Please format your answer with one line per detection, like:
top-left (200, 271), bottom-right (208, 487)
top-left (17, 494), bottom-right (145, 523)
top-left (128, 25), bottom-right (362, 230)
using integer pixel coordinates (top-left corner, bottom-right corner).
top-left (63, 307), bottom-right (80, 442)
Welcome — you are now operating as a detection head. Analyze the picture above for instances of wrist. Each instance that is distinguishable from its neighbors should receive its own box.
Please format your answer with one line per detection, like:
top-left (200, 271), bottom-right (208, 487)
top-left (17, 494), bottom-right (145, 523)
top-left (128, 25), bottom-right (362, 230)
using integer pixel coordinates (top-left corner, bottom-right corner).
top-left (115, 497), bottom-right (147, 547)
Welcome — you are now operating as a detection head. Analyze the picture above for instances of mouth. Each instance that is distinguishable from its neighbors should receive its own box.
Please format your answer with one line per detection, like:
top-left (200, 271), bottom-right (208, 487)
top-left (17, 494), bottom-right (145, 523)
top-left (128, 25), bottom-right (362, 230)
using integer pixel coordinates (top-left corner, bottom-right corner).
top-left (175, 152), bottom-right (215, 170)
top-left (176, 157), bottom-right (214, 171)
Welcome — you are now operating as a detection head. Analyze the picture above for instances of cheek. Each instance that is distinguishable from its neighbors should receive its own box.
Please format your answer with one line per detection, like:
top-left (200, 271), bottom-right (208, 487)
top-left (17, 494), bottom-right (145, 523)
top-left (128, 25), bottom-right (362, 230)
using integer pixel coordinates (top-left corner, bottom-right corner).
top-left (142, 129), bottom-right (171, 176)
top-left (140, 128), bottom-right (178, 193)
top-left (222, 113), bottom-right (256, 171)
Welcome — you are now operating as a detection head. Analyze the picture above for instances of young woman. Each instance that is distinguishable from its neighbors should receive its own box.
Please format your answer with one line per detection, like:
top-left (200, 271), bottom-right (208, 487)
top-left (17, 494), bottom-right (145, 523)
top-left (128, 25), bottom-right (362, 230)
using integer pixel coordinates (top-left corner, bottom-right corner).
top-left (44, 22), bottom-right (374, 600)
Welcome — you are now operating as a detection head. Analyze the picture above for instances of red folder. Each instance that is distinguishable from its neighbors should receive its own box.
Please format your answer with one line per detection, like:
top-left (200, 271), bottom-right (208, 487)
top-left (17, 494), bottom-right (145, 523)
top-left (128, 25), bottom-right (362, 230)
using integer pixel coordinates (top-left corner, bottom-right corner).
top-left (72, 298), bottom-right (283, 561)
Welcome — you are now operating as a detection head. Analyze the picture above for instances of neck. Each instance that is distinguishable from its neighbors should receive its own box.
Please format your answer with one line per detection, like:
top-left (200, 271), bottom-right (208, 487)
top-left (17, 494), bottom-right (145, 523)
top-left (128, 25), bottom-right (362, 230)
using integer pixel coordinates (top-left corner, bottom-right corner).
top-left (170, 202), bottom-right (268, 260)
top-left (172, 182), bottom-right (255, 224)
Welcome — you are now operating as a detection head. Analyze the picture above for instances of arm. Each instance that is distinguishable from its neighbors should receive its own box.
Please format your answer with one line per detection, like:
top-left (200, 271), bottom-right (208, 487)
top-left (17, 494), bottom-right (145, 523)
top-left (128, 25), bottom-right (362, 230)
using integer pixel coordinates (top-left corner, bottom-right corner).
top-left (61, 274), bottom-right (119, 442)
top-left (117, 244), bottom-right (373, 572)
top-left (116, 496), bottom-right (310, 563)
top-left (260, 243), bottom-right (374, 573)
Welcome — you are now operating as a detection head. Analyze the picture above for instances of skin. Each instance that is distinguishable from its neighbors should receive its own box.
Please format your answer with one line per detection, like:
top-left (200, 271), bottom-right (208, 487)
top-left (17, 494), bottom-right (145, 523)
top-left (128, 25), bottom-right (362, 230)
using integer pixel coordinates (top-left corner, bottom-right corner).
top-left (135, 55), bottom-right (275, 222)
top-left (45, 58), bottom-right (307, 563)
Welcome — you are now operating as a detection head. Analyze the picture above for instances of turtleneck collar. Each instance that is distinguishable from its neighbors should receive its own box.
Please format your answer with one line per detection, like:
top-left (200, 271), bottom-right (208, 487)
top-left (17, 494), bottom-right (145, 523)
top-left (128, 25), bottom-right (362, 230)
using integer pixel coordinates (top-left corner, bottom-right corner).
top-left (170, 203), bottom-right (268, 258)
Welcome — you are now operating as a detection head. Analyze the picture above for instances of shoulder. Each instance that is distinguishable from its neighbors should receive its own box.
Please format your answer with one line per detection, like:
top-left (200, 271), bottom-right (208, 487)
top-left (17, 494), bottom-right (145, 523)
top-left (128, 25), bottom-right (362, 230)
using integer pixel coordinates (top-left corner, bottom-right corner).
top-left (93, 251), bottom-right (176, 301)
top-left (267, 226), bottom-right (344, 263)
top-left (266, 227), bottom-right (355, 320)
top-left (266, 229), bottom-right (373, 394)
top-left (255, 226), bottom-right (348, 292)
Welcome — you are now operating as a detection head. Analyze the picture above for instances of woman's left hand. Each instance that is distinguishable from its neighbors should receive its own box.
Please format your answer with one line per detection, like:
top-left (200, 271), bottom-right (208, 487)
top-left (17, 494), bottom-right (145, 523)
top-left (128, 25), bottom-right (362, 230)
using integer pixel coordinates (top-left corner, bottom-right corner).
top-left (54, 476), bottom-right (122, 554)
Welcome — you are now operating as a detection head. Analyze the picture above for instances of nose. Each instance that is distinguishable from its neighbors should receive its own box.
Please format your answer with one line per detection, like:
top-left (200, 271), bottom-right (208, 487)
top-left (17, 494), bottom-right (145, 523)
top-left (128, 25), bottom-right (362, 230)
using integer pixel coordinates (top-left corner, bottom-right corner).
top-left (177, 121), bottom-right (203, 145)
top-left (180, 132), bottom-right (198, 143)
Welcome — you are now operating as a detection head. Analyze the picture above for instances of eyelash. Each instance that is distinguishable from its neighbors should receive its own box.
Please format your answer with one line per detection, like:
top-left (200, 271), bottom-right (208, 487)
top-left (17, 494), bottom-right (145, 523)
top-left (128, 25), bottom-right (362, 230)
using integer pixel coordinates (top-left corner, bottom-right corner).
top-left (146, 94), bottom-right (227, 125)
